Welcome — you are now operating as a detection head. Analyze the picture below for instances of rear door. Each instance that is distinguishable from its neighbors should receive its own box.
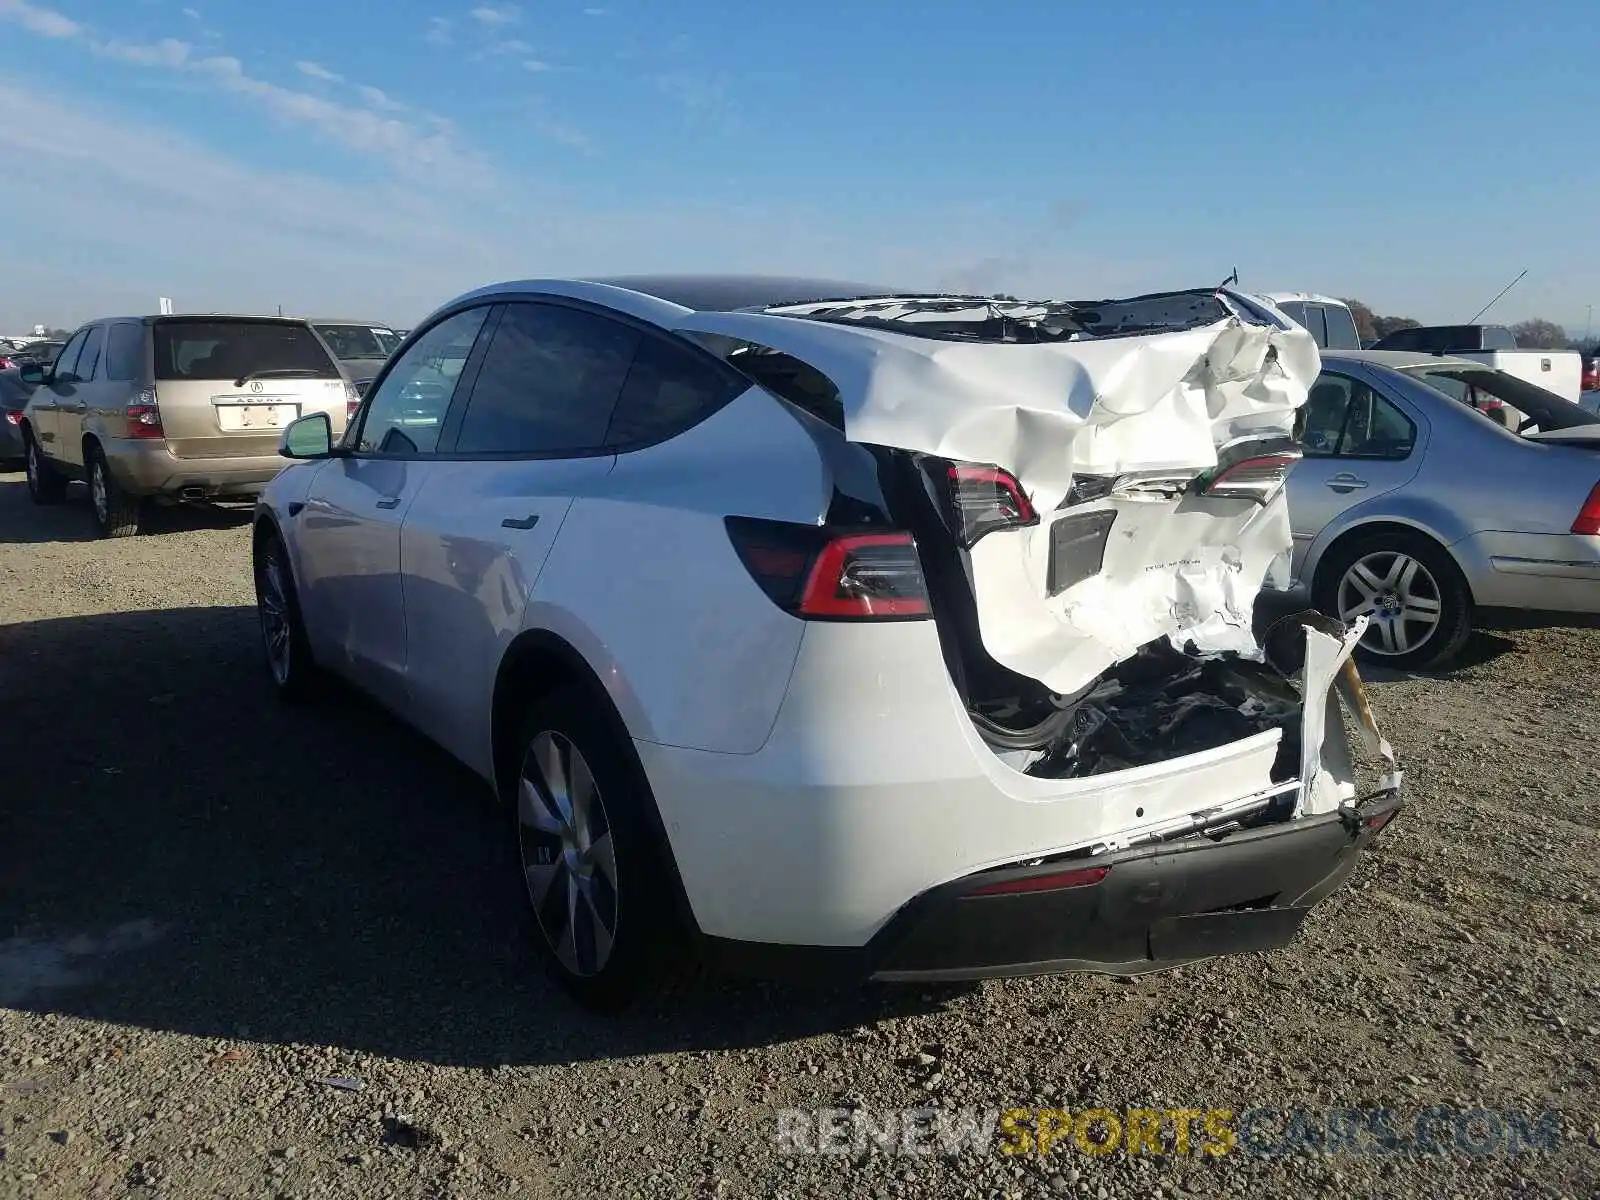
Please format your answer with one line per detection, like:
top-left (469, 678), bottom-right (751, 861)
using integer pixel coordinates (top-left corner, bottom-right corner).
top-left (150, 319), bottom-right (349, 462)
top-left (58, 324), bottom-right (111, 471)
top-left (1287, 369), bottom-right (1426, 578)
top-left (398, 300), bottom-right (640, 768)
top-left (294, 305), bottom-right (496, 704)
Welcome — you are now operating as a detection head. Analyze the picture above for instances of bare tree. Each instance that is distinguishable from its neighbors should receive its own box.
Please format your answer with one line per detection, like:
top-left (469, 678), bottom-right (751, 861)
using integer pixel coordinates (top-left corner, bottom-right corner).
top-left (1509, 319), bottom-right (1569, 350)
top-left (1341, 298), bottom-right (1378, 342)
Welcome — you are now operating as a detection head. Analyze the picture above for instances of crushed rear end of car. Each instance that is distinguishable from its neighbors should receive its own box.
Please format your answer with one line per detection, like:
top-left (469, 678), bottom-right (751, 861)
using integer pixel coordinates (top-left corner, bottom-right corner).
top-left (656, 287), bottom-right (1403, 981)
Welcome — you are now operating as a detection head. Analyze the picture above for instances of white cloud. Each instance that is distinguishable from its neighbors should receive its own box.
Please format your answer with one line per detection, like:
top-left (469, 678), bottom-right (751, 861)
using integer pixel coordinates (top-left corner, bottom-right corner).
top-left (0, 0), bottom-right (81, 39)
top-left (295, 60), bottom-right (344, 83)
top-left (489, 37), bottom-right (533, 55)
top-left (355, 84), bottom-right (405, 112)
top-left (583, 7), bottom-right (608, 15)
top-left (182, 6), bottom-right (200, 18)
top-left (94, 38), bottom-right (192, 68)
top-left (470, 5), bottom-right (519, 26)
top-left (522, 59), bottom-right (552, 72)
top-left (425, 16), bottom-right (453, 45)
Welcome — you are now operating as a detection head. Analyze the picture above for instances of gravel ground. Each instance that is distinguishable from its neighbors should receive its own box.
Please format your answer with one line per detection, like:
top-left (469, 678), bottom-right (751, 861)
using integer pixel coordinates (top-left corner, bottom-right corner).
top-left (1, 470), bottom-right (1597, 1200)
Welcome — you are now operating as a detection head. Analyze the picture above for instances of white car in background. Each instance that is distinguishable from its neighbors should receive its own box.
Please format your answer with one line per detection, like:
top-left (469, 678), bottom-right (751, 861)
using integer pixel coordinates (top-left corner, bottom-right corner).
top-left (252, 276), bottom-right (1401, 1010)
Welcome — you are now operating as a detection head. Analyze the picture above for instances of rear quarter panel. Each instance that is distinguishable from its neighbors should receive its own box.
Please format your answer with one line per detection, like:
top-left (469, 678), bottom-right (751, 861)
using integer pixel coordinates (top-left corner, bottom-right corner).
top-left (524, 385), bottom-right (832, 755)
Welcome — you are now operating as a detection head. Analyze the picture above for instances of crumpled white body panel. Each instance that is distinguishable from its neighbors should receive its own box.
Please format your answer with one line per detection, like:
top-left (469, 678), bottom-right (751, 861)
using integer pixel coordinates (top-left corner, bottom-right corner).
top-left (677, 300), bottom-right (1320, 694)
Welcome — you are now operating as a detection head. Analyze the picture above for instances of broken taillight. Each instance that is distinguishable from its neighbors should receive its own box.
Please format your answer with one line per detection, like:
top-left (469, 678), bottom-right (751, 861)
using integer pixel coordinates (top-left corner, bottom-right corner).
top-left (125, 387), bottom-right (164, 440)
top-left (1196, 436), bottom-right (1303, 504)
top-left (725, 517), bottom-right (932, 621)
top-left (944, 463), bottom-right (1038, 546)
top-left (1573, 482), bottom-right (1600, 536)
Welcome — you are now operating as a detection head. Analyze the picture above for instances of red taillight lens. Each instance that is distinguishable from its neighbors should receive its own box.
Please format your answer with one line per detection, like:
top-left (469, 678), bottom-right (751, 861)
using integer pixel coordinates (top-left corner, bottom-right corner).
top-left (1198, 437), bottom-right (1303, 504)
top-left (126, 405), bottom-right (164, 438)
top-left (945, 463), bottom-right (1037, 547)
top-left (725, 518), bottom-right (931, 621)
top-left (4, 410), bottom-right (22, 426)
top-left (1363, 809), bottom-right (1398, 835)
top-left (967, 864), bottom-right (1110, 897)
top-left (0, 357), bottom-right (14, 369)
top-left (1573, 482), bottom-right (1600, 536)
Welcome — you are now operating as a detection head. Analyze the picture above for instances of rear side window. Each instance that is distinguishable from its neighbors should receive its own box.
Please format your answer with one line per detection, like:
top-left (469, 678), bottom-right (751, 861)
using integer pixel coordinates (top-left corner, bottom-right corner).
top-left (153, 321), bottom-right (339, 381)
top-left (52, 329), bottom-right (90, 382)
top-left (105, 324), bottom-right (144, 382)
top-left (1299, 306), bottom-right (1329, 347)
top-left (73, 327), bottom-right (105, 382)
top-left (1482, 326), bottom-right (1516, 350)
top-left (604, 335), bottom-right (746, 448)
top-left (1319, 305), bottom-right (1362, 351)
top-left (1296, 373), bottom-right (1416, 459)
top-left (454, 303), bottom-right (639, 455)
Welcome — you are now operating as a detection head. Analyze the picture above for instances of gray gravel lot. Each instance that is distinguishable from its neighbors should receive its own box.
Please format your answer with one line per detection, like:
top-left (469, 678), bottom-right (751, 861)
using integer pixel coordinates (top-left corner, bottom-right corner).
top-left (1, 470), bottom-right (1597, 1199)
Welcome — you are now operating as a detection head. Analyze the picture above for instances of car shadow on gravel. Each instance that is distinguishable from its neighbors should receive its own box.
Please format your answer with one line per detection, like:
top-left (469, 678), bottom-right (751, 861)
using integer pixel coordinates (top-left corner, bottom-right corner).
top-left (0, 476), bottom-right (255, 544)
top-left (0, 605), bottom-right (959, 1069)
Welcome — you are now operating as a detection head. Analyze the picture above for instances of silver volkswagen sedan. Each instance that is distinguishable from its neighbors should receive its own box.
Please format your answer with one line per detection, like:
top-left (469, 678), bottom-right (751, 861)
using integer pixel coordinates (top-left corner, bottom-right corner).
top-left (1275, 349), bottom-right (1600, 669)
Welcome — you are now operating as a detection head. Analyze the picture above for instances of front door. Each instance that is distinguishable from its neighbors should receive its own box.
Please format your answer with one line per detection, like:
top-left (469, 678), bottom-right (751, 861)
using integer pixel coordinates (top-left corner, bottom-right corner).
top-left (28, 327), bottom-right (89, 463)
top-left (292, 305), bottom-right (496, 705)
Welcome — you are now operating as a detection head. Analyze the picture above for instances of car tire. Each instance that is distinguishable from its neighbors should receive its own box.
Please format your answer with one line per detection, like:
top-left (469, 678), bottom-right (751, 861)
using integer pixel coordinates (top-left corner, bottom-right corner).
top-left (1313, 530), bottom-right (1473, 671)
top-left (23, 431), bottom-right (67, 505)
top-left (253, 530), bottom-right (320, 702)
top-left (87, 445), bottom-right (143, 538)
top-left (512, 685), bottom-right (685, 1012)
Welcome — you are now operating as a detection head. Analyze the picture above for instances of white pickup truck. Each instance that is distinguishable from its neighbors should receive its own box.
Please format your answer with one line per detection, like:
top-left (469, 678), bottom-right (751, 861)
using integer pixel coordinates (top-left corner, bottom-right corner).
top-left (1370, 323), bottom-right (1582, 403)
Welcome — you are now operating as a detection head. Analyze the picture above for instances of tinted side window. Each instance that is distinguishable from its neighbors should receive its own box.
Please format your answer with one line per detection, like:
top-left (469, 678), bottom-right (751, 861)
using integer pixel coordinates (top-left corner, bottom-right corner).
top-left (357, 307), bottom-right (490, 457)
top-left (605, 335), bottom-right (746, 448)
top-left (1320, 305), bottom-right (1362, 351)
top-left (1482, 326), bottom-right (1516, 350)
top-left (1297, 374), bottom-right (1416, 460)
top-left (455, 303), bottom-right (639, 455)
top-left (105, 324), bottom-right (144, 382)
top-left (1300, 306), bottom-right (1329, 347)
top-left (52, 329), bottom-right (90, 382)
top-left (1297, 377), bottom-right (1351, 456)
top-left (75, 327), bottom-right (105, 381)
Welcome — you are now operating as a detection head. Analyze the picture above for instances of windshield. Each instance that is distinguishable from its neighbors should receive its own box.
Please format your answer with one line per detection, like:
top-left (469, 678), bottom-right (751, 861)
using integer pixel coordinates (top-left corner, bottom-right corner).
top-left (315, 324), bottom-right (397, 360)
top-left (1405, 365), bottom-right (1600, 433)
top-left (154, 320), bottom-right (340, 381)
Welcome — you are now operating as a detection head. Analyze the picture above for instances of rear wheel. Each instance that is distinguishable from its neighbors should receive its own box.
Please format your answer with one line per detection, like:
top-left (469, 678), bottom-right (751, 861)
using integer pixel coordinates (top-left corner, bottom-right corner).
top-left (1314, 532), bottom-right (1472, 670)
top-left (513, 686), bottom-right (682, 1011)
top-left (254, 530), bottom-right (320, 701)
top-left (23, 432), bottom-right (66, 504)
top-left (87, 445), bottom-right (142, 538)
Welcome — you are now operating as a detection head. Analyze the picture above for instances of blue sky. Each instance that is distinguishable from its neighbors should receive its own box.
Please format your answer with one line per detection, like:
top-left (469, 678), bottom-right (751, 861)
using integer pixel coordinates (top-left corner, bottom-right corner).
top-left (0, 0), bottom-right (1594, 335)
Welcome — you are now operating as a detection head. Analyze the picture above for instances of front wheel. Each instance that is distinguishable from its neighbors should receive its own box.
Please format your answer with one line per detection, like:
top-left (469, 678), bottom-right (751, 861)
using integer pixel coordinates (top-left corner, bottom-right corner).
top-left (513, 686), bottom-right (684, 1011)
top-left (1314, 533), bottom-right (1473, 670)
top-left (24, 433), bottom-right (67, 505)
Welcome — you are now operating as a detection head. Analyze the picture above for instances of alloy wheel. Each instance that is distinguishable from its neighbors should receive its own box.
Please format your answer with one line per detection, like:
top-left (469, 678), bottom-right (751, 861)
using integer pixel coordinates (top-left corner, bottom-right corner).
top-left (257, 549), bottom-right (292, 685)
top-left (517, 730), bottom-right (619, 978)
top-left (90, 459), bottom-right (109, 524)
top-left (1336, 550), bottom-right (1444, 657)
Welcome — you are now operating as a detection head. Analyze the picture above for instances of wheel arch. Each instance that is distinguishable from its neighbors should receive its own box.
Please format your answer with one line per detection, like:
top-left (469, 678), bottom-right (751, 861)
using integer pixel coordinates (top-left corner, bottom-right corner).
top-left (1310, 519), bottom-right (1476, 607)
top-left (491, 629), bottom-right (701, 937)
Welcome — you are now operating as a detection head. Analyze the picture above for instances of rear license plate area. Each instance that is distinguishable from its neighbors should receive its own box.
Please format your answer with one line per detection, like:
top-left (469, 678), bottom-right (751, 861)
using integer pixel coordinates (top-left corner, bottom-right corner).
top-left (1046, 510), bottom-right (1117, 596)
top-left (1148, 906), bottom-right (1309, 960)
top-left (213, 399), bottom-right (299, 431)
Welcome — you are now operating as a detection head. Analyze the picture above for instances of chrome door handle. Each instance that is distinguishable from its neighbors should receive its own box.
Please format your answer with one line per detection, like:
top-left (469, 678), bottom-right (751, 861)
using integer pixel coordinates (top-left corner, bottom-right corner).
top-left (375, 497), bottom-right (401, 510)
top-left (1326, 473), bottom-right (1368, 492)
top-left (501, 514), bottom-right (539, 530)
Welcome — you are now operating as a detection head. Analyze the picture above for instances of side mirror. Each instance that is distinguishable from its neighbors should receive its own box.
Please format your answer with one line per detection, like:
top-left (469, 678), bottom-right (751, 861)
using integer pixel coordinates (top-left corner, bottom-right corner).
top-left (18, 363), bottom-right (46, 385)
top-left (280, 412), bottom-right (335, 459)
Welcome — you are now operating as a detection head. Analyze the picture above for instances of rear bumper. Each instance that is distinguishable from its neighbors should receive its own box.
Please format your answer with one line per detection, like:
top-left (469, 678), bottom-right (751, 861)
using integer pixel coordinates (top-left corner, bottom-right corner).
top-left (703, 788), bottom-right (1399, 983)
top-left (102, 438), bottom-right (288, 497)
top-left (1455, 531), bottom-right (1600, 616)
